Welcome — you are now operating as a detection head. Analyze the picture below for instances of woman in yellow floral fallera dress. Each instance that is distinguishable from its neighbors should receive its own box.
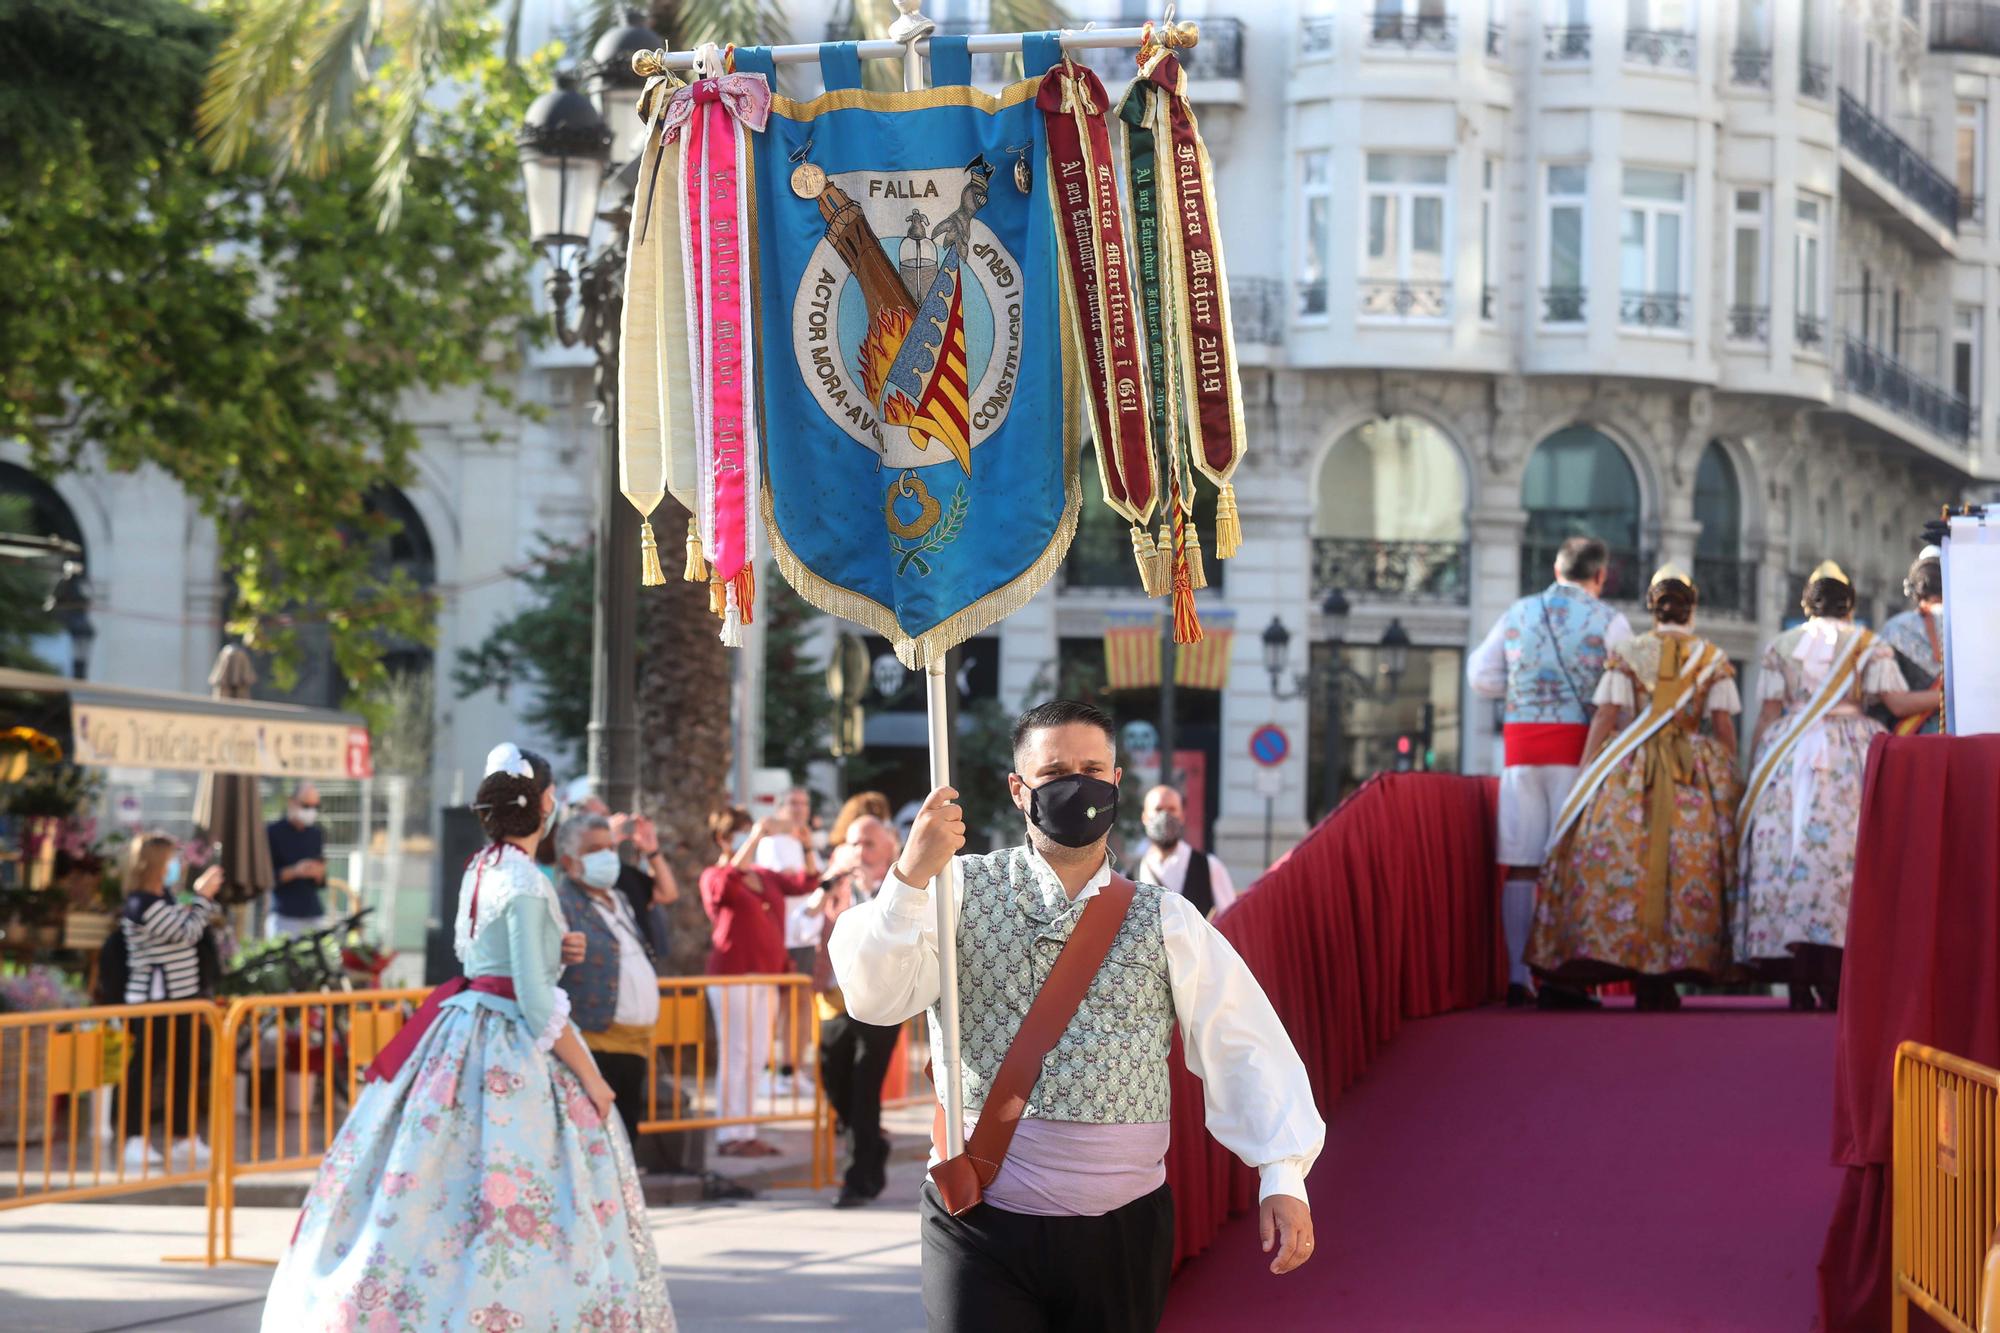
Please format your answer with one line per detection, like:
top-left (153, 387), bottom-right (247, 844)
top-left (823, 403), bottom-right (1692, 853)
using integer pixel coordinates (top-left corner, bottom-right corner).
top-left (1528, 568), bottom-right (1742, 1010)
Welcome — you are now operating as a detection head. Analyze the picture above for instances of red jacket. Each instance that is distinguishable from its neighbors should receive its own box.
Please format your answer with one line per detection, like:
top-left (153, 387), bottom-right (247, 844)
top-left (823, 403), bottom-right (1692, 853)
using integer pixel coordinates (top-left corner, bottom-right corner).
top-left (698, 864), bottom-right (817, 974)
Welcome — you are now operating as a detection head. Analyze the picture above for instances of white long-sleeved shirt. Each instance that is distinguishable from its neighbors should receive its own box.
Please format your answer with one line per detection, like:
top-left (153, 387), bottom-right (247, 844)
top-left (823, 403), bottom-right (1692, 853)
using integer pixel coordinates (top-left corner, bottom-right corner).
top-left (1138, 840), bottom-right (1238, 916)
top-left (828, 849), bottom-right (1325, 1207)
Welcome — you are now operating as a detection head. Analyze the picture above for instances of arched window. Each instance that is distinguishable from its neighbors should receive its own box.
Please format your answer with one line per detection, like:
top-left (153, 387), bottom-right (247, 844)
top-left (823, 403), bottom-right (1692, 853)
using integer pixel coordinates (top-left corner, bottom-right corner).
top-left (1313, 416), bottom-right (1467, 600)
top-left (1693, 442), bottom-right (1751, 615)
top-left (1520, 426), bottom-right (1644, 597)
top-left (0, 462), bottom-right (89, 675)
top-left (0, 461), bottom-right (85, 555)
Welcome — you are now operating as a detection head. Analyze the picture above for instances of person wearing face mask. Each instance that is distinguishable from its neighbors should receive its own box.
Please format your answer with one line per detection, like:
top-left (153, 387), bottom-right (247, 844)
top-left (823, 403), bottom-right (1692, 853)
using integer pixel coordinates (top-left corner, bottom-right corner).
top-left (1137, 785), bottom-right (1236, 919)
top-left (830, 699), bottom-right (1323, 1333)
top-left (265, 781), bottom-right (329, 937)
top-left (555, 811), bottom-right (662, 1146)
top-left (117, 833), bottom-right (226, 1171)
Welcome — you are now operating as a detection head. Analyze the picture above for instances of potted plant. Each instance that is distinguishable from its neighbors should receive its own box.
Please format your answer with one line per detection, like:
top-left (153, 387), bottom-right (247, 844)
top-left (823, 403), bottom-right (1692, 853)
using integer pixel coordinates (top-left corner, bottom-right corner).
top-left (0, 964), bottom-right (89, 1146)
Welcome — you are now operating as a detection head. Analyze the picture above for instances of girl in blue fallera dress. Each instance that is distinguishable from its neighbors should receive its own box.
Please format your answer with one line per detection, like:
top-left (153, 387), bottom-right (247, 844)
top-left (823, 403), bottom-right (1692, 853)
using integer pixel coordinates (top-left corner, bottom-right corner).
top-left (261, 744), bottom-right (675, 1332)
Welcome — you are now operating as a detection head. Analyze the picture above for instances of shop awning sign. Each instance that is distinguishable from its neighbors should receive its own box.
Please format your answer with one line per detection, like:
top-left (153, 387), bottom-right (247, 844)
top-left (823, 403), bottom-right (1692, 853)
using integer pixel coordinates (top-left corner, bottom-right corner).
top-left (69, 701), bottom-right (372, 780)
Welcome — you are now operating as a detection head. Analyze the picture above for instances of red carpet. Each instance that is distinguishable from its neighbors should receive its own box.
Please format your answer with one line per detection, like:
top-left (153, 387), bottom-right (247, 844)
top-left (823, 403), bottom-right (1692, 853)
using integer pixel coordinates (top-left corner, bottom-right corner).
top-left (1164, 1001), bottom-right (1840, 1333)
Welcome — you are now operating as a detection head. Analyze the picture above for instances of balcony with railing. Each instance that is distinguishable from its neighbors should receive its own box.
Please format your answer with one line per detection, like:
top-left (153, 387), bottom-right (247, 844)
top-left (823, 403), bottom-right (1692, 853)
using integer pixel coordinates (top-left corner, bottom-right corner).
top-left (832, 15), bottom-right (1246, 84)
top-left (1544, 25), bottom-right (1590, 62)
top-left (1624, 28), bottom-right (1695, 71)
top-left (1368, 13), bottom-right (1456, 52)
top-left (1231, 276), bottom-right (1285, 349)
top-left (1541, 287), bottom-right (1586, 324)
top-left (1838, 335), bottom-right (1973, 447)
top-left (1726, 305), bottom-right (1769, 344)
top-left (1313, 539), bottom-right (1468, 604)
top-left (1518, 545), bottom-right (1654, 601)
top-left (1693, 556), bottom-right (1758, 619)
top-left (1730, 47), bottom-right (1772, 88)
top-left (1800, 60), bottom-right (1831, 100)
top-left (1485, 24), bottom-right (1505, 59)
top-left (1837, 89), bottom-right (1961, 238)
top-left (1932, 3), bottom-right (2000, 56)
top-left (1795, 312), bottom-right (1830, 356)
top-left (1359, 280), bottom-right (1451, 320)
top-left (1620, 291), bottom-right (1689, 332)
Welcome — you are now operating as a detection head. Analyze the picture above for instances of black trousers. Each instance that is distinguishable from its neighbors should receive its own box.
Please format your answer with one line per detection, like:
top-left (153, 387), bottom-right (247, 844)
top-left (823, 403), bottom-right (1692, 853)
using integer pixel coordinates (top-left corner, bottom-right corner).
top-left (819, 1011), bottom-right (900, 1197)
top-left (594, 1050), bottom-right (650, 1147)
top-left (120, 1011), bottom-right (207, 1141)
top-left (920, 1181), bottom-right (1173, 1333)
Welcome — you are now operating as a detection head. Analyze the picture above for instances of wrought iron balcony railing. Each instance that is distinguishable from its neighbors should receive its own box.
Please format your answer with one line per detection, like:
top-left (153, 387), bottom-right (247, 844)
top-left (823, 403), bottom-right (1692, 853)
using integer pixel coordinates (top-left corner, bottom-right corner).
top-left (1544, 25), bottom-right (1591, 62)
top-left (1620, 291), bottom-right (1689, 331)
top-left (1795, 312), bottom-right (1829, 354)
top-left (1624, 28), bottom-right (1695, 70)
top-left (1230, 275), bottom-right (1285, 347)
top-left (1369, 14), bottom-right (1456, 52)
top-left (1693, 556), bottom-right (1758, 618)
top-left (1297, 279), bottom-right (1329, 320)
top-left (1730, 48), bottom-right (1772, 88)
top-left (1542, 286), bottom-right (1586, 323)
top-left (1931, 3), bottom-right (2000, 57)
top-left (1485, 24), bottom-right (1505, 59)
top-left (1313, 539), bottom-right (1469, 604)
top-left (1301, 16), bottom-right (1336, 58)
top-left (856, 15), bottom-right (1246, 83)
top-left (1359, 279), bottom-right (1451, 320)
top-left (1838, 90), bottom-right (1961, 231)
top-left (1839, 335), bottom-right (1973, 444)
top-left (1726, 305), bottom-right (1770, 343)
top-left (1800, 60), bottom-right (1831, 100)
top-left (1967, 195), bottom-right (1987, 226)
top-left (1518, 544), bottom-right (1653, 601)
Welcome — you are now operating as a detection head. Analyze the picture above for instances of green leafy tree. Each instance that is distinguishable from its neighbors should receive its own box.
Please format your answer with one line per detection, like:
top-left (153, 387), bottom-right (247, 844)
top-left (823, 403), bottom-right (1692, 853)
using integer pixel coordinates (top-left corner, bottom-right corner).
top-left (2, 2), bottom-right (549, 705)
top-left (0, 497), bottom-right (60, 674)
top-left (451, 536), bottom-right (595, 771)
top-left (759, 563), bottom-right (830, 784)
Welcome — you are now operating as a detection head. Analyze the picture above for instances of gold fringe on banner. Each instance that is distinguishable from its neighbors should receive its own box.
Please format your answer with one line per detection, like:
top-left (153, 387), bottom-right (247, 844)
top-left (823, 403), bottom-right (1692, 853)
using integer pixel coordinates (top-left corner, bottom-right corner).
top-left (684, 519), bottom-right (709, 583)
top-left (1214, 483), bottom-right (1242, 559)
top-left (638, 520), bottom-right (667, 587)
top-left (732, 566), bottom-right (756, 625)
top-left (1171, 550), bottom-right (1203, 645)
top-left (709, 577), bottom-right (727, 618)
top-left (1185, 524), bottom-right (1208, 591)
top-left (1131, 526), bottom-right (1164, 596)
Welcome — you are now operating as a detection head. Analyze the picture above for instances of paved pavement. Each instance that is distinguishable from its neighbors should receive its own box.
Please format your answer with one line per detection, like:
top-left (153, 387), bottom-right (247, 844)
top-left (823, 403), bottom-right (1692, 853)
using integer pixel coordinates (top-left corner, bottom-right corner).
top-left (0, 1158), bottom-right (928, 1332)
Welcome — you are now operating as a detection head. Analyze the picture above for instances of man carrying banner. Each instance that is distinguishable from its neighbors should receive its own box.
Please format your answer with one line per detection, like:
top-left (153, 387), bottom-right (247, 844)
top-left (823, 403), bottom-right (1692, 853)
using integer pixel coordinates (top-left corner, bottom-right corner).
top-left (1467, 536), bottom-right (1633, 1009)
top-left (829, 699), bottom-right (1322, 1332)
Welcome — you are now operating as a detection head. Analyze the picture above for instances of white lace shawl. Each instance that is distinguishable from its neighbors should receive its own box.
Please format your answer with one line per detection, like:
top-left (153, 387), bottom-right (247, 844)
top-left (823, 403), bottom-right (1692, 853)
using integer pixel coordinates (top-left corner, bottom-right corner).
top-left (452, 844), bottom-right (571, 967)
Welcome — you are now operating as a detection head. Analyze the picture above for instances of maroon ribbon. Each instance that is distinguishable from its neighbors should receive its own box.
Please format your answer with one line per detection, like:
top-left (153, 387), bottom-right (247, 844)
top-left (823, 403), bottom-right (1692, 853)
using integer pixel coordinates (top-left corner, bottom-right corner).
top-left (1151, 55), bottom-right (1238, 478)
top-left (361, 974), bottom-right (517, 1084)
top-left (1037, 62), bottom-right (1155, 522)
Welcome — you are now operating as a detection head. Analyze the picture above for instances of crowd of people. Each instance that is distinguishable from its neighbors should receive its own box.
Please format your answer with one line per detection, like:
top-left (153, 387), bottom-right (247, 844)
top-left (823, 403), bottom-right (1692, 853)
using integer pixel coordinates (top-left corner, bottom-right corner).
top-left (1471, 534), bottom-right (1946, 1012)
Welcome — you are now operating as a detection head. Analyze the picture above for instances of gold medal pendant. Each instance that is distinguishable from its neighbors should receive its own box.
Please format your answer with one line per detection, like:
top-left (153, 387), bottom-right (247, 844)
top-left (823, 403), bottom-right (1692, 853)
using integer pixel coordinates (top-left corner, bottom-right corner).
top-left (1014, 157), bottom-right (1032, 194)
top-left (791, 162), bottom-right (827, 199)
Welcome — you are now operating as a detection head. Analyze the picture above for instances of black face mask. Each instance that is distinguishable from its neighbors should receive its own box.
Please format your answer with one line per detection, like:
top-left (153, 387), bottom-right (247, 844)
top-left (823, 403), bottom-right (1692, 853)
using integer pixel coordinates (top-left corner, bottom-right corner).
top-left (1018, 772), bottom-right (1120, 849)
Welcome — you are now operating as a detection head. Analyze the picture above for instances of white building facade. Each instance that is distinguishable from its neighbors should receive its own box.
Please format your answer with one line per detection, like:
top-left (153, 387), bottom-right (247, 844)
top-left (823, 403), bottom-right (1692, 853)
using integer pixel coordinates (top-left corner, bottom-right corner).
top-left (11, 1), bottom-right (2000, 885)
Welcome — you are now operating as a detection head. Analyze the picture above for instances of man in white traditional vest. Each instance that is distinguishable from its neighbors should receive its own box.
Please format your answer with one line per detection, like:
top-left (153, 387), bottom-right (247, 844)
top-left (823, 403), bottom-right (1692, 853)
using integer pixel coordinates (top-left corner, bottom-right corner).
top-left (830, 699), bottom-right (1323, 1333)
top-left (1468, 536), bottom-right (1633, 1009)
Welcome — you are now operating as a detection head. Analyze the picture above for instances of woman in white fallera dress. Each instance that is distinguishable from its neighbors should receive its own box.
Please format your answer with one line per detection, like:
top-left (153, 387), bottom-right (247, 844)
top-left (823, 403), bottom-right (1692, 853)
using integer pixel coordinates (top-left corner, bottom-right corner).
top-left (260, 744), bottom-right (675, 1332)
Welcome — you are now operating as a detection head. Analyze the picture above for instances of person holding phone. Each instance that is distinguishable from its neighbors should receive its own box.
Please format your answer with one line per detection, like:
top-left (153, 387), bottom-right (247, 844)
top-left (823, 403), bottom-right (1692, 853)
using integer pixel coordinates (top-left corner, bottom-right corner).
top-left (266, 782), bottom-right (329, 937)
top-left (117, 834), bottom-right (225, 1170)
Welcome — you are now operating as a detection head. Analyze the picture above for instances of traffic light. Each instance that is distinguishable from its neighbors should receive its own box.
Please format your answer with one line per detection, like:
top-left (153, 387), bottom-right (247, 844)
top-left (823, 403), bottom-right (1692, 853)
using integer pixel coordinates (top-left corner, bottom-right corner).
top-left (1394, 734), bottom-right (1414, 772)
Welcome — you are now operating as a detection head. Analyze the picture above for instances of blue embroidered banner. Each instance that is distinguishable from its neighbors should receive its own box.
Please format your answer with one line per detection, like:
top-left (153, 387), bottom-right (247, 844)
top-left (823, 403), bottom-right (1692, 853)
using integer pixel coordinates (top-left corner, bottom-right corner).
top-left (751, 56), bottom-right (1078, 668)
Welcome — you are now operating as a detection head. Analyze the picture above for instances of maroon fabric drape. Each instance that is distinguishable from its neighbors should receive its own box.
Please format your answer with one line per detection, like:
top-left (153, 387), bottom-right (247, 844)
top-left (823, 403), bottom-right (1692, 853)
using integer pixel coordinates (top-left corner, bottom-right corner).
top-left (1819, 734), bottom-right (2000, 1333)
top-left (1165, 773), bottom-right (1505, 1267)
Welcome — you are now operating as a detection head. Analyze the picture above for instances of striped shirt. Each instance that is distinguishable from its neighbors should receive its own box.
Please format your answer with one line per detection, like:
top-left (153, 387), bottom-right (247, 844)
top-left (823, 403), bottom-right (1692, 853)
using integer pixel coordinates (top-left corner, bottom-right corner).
top-left (121, 892), bottom-right (217, 1003)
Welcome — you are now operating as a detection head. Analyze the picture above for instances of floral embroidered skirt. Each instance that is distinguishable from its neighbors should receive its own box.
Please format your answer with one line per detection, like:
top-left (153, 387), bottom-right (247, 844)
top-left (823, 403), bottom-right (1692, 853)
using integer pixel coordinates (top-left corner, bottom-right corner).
top-left (260, 992), bottom-right (675, 1332)
top-left (1733, 713), bottom-right (1883, 962)
top-left (1528, 733), bottom-right (1740, 981)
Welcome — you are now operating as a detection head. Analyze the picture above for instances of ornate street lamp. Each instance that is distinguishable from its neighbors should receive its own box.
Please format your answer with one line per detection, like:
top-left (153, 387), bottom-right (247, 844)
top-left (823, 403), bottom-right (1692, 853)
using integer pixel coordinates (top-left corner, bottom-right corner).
top-left (514, 15), bottom-right (658, 812)
top-left (1265, 596), bottom-right (1415, 816)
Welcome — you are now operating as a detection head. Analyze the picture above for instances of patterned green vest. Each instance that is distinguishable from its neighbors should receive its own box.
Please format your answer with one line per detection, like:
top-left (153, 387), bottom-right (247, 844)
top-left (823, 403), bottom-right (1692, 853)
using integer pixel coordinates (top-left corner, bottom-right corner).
top-left (931, 846), bottom-right (1174, 1124)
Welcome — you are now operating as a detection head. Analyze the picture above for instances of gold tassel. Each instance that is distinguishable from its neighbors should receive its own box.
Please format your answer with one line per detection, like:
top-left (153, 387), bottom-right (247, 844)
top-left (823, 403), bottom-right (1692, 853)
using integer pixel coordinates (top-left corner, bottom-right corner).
top-left (1171, 547), bottom-right (1204, 644)
top-left (1131, 525), bottom-right (1163, 597)
top-left (1185, 524), bottom-right (1208, 591)
top-left (732, 567), bottom-right (756, 625)
top-left (638, 520), bottom-right (667, 587)
top-left (1214, 483), bottom-right (1242, 560)
top-left (683, 520), bottom-right (709, 583)
top-left (709, 577), bottom-right (727, 618)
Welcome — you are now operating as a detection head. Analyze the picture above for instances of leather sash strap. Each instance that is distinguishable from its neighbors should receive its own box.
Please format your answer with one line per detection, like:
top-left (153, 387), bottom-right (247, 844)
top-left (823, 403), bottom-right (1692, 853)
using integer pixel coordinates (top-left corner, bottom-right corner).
top-left (362, 975), bottom-right (517, 1084)
top-left (1038, 62), bottom-right (1158, 588)
top-left (927, 873), bottom-right (1138, 1216)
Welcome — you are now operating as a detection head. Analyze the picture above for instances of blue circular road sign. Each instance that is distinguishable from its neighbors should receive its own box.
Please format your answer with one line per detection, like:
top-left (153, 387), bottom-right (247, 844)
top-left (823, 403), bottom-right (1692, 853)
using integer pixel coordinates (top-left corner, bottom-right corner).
top-left (1249, 725), bottom-right (1289, 767)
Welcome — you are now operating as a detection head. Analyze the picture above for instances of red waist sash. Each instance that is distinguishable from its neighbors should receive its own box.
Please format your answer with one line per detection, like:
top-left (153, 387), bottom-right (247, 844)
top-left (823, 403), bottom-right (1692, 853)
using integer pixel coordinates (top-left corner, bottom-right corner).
top-left (1503, 722), bottom-right (1590, 768)
top-left (362, 975), bottom-right (517, 1084)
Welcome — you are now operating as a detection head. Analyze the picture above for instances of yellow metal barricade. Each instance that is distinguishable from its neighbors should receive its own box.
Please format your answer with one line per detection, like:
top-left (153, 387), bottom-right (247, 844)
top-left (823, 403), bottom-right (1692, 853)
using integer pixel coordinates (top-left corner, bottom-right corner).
top-left (642, 974), bottom-right (828, 1189)
top-left (1893, 1041), bottom-right (2000, 1333)
top-left (210, 987), bottom-right (427, 1264)
top-left (0, 1001), bottom-right (222, 1227)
